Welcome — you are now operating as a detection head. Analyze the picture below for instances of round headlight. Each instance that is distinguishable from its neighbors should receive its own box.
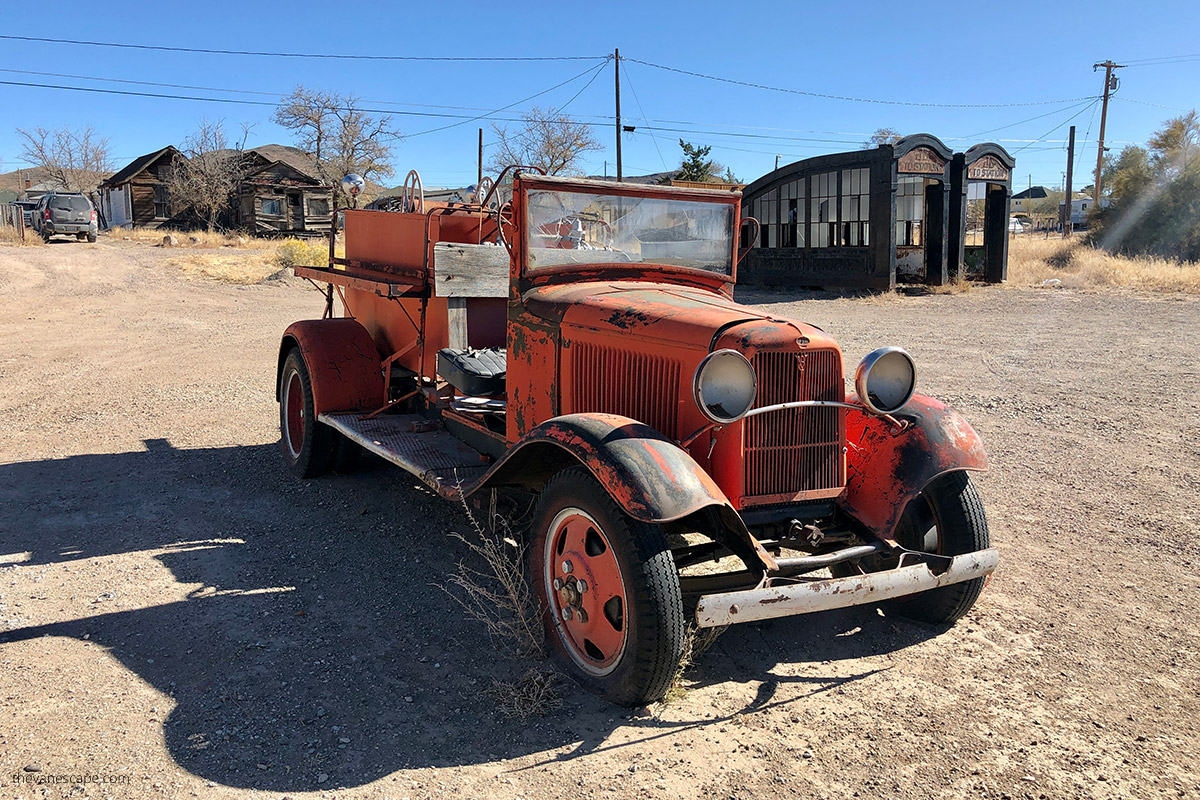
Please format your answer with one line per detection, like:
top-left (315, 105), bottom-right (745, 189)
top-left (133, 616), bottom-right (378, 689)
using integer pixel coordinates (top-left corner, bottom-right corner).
top-left (855, 347), bottom-right (916, 415)
top-left (693, 350), bottom-right (757, 424)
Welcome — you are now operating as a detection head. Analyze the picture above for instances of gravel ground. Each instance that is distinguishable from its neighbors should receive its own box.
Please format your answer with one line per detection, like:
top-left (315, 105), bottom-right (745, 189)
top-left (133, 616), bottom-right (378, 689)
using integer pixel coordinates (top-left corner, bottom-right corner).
top-left (0, 237), bottom-right (1197, 800)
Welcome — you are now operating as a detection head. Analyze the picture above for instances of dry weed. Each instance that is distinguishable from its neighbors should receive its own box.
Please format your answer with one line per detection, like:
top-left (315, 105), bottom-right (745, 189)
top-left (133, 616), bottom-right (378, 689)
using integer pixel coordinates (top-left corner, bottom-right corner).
top-left (104, 227), bottom-right (276, 250)
top-left (485, 669), bottom-right (563, 719)
top-left (1007, 235), bottom-right (1200, 292)
top-left (662, 624), bottom-right (726, 704)
top-left (443, 493), bottom-right (544, 659)
top-left (0, 227), bottom-right (43, 247)
top-left (166, 252), bottom-right (279, 284)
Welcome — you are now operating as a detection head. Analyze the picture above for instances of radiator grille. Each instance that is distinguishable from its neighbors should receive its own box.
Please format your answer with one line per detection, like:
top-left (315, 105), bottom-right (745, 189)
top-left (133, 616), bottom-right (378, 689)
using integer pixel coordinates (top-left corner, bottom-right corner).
top-left (743, 349), bottom-right (845, 501)
top-left (570, 343), bottom-right (681, 436)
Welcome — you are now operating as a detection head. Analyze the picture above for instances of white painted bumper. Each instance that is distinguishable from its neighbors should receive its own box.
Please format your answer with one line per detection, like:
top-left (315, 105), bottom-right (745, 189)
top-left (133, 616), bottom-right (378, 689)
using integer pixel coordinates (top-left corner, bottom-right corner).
top-left (693, 548), bottom-right (999, 628)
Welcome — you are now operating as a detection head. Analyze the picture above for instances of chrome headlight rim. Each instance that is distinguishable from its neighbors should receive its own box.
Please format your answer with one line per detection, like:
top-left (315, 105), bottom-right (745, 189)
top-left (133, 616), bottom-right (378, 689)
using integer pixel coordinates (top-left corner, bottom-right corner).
top-left (855, 346), bottom-right (916, 415)
top-left (693, 349), bottom-right (758, 425)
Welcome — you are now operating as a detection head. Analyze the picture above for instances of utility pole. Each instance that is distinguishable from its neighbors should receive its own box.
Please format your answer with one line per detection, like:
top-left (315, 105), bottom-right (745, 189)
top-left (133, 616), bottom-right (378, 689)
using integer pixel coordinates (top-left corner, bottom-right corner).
top-left (477, 128), bottom-right (483, 191)
top-left (1063, 125), bottom-right (1076, 238)
top-left (775, 154), bottom-right (781, 171)
top-left (614, 48), bottom-right (622, 182)
top-left (1092, 60), bottom-right (1123, 207)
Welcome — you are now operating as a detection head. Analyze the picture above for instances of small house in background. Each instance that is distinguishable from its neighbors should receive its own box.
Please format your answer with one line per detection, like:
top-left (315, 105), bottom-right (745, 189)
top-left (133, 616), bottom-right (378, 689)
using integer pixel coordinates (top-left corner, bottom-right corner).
top-left (1010, 185), bottom-right (1050, 215)
top-left (98, 146), bottom-right (182, 229)
top-left (232, 146), bottom-right (333, 236)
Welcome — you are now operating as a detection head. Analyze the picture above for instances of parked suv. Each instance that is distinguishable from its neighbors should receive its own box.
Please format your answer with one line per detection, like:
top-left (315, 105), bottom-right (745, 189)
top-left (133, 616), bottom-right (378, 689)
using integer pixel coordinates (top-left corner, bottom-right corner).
top-left (33, 192), bottom-right (98, 242)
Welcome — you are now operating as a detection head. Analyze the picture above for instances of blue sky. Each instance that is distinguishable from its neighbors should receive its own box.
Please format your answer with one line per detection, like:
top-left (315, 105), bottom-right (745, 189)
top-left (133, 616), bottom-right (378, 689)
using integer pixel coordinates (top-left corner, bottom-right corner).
top-left (2, 0), bottom-right (1198, 191)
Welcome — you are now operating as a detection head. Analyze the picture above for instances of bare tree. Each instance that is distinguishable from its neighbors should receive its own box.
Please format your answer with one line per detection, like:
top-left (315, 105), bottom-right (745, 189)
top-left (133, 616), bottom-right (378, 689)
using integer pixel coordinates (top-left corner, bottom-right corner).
top-left (16, 125), bottom-right (113, 190)
top-left (488, 107), bottom-right (602, 176)
top-left (862, 127), bottom-right (903, 149)
top-left (167, 119), bottom-right (253, 231)
top-left (273, 87), bottom-right (399, 197)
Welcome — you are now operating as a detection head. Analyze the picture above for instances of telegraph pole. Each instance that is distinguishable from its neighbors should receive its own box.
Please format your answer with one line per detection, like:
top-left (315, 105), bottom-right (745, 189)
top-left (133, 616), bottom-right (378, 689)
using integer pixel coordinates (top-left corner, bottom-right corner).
top-left (614, 48), bottom-right (623, 182)
top-left (1092, 60), bottom-right (1123, 207)
top-left (477, 128), bottom-right (483, 191)
top-left (1063, 125), bottom-right (1076, 238)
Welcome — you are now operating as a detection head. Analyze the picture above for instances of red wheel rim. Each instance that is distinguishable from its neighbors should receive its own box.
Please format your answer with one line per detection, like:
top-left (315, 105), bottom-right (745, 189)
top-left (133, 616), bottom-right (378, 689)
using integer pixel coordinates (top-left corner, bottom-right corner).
top-left (283, 369), bottom-right (304, 458)
top-left (544, 508), bottom-right (628, 675)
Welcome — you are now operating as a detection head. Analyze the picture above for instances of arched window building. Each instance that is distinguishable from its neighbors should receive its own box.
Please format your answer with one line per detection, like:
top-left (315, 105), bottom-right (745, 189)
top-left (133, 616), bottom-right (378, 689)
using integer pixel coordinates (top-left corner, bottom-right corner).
top-left (740, 135), bottom-right (1014, 290)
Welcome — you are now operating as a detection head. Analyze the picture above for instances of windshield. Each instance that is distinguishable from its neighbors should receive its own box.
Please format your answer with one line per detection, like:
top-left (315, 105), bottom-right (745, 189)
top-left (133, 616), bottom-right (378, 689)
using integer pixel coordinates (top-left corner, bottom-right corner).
top-left (526, 189), bottom-right (735, 276)
top-left (51, 196), bottom-right (91, 212)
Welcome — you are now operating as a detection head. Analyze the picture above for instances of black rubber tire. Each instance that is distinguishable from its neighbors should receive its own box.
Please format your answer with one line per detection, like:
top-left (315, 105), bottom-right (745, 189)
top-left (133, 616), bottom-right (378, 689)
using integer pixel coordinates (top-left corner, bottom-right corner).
top-left (885, 470), bottom-right (990, 624)
top-left (278, 348), bottom-right (336, 479)
top-left (529, 466), bottom-right (686, 706)
top-left (87, 232), bottom-right (97, 243)
top-left (330, 435), bottom-right (363, 474)
top-left (40, 230), bottom-right (51, 243)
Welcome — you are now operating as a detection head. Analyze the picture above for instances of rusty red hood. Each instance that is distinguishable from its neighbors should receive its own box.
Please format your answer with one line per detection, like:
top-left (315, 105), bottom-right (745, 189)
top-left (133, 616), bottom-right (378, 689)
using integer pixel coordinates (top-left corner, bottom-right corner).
top-left (522, 281), bottom-right (834, 352)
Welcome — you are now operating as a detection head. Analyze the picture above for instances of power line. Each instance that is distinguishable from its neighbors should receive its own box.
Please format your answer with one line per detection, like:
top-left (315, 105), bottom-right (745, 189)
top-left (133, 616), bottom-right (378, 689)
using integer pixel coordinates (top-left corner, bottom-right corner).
top-left (405, 60), bottom-right (610, 138)
top-left (1114, 96), bottom-right (1194, 112)
top-left (1013, 99), bottom-right (1100, 154)
top-left (0, 34), bottom-right (606, 62)
top-left (623, 56), bottom-right (1098, 108)
top-left (619, 62), bottom-right (669, 171)
top-left (957, 98), bottom-right (1100, 140)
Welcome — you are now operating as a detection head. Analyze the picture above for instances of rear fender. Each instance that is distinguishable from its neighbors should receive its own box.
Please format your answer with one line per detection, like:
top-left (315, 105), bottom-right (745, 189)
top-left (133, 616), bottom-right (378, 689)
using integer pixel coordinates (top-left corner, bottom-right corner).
top-left (472, 413), bottom-right (776, 573)
top-left (837, 394), bottom-right (987, 541)
top-left (277, 319), bottom-right (385, 415)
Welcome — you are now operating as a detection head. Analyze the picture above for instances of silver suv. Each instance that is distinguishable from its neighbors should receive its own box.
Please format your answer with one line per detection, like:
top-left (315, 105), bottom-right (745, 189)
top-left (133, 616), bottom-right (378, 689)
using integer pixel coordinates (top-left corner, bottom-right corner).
top-left (33, 192), bottom-right (98, 243)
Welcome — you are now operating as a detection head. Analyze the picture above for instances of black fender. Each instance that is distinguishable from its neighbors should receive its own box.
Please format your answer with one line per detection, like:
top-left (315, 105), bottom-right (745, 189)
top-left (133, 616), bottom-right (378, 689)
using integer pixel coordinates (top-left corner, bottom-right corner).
top-left (837, 394), bottom-right (988, 541)
top-left (470, 413), bottom-right (776, 572)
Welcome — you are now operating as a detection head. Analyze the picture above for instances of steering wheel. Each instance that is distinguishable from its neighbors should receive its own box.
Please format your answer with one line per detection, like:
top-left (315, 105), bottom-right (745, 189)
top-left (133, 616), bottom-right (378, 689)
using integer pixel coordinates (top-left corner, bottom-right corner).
top-left (400, 169), bottom-right (424, 214)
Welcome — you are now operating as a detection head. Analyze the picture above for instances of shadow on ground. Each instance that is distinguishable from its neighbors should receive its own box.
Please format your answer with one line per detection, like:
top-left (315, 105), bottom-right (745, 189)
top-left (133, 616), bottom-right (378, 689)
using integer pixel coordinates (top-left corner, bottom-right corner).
top-left (0, 440), bottom-right (942, 790)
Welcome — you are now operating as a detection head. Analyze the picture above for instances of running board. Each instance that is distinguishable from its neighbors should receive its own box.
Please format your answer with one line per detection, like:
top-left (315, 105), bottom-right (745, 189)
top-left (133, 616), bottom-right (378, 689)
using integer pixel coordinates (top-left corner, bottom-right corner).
top-left (319, 412), bottom-right (489, 497)
top-left (693, 548), bottom-right (999, 628)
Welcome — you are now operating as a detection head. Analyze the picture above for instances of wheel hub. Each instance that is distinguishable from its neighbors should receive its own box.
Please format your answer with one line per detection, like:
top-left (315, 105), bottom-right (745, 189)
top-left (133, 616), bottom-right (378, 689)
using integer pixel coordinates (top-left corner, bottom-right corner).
top-left (545, 508), bottom-right (628, 674)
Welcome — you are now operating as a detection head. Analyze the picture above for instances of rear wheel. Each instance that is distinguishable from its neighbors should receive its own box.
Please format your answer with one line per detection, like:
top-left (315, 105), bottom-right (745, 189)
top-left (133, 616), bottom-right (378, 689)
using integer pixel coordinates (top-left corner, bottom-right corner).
top-left (40, 229), bottom-right (51, 243)
top-left (279, 349), bottom-right (335, 478)
top-left (87, 232), bottom-right (97, 243)
top-left (530, 467), bottom-right (685, 706)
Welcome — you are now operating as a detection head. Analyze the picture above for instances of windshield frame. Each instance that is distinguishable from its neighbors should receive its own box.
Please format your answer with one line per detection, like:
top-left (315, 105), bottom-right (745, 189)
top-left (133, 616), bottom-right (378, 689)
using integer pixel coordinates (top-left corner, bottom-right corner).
top-left (515, 174), bottom-right (741, 286)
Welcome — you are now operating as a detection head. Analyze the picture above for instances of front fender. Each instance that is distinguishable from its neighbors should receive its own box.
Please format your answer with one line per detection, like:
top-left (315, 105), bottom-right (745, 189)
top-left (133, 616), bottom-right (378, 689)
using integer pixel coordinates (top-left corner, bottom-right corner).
top-left (472, 413), bottom-right (776, 571)
top-left (837, 394), bottom-right (988, 541)
top-left (277, 319), bottom-right (384, 415)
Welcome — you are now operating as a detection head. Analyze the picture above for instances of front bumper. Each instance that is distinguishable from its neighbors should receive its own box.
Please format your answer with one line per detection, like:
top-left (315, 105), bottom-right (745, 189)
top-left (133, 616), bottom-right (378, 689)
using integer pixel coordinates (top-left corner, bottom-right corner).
top-left (693, 548), bottom-right (999, 628)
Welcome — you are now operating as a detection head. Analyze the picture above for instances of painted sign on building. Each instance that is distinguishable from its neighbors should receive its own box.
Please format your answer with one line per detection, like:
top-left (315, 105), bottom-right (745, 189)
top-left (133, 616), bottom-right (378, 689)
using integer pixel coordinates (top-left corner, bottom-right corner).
top-left (897, 147), bottom-right (946, 175)
top-left (967, 155), bottom-right (1011, 182)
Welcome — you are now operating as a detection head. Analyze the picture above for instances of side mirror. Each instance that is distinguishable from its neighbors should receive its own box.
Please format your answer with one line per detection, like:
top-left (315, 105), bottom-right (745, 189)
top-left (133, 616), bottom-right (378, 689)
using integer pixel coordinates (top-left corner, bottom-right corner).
top-left (737, 217), bottom-right (760, 264)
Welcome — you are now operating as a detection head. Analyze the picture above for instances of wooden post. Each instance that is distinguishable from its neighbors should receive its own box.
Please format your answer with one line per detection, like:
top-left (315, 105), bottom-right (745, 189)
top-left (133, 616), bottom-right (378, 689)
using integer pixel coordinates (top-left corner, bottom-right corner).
top-left (614, 49), bottom-right (623, 183)
top-left (1063, 125), bottom-right (1075, 238)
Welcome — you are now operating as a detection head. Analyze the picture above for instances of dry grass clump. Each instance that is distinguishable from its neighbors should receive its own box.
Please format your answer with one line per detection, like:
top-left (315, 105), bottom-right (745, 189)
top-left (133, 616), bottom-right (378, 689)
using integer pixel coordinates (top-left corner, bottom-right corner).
top-left (485, 669), bottom-right (563, 719)
top-left (1007, 235), bottom-right (1200, 292)
top-left (661, 625), bottom-right (726, 704)
top-left (166, 252), bottom-right (279, 284)
top-left (104, 227), bottom-right (276, 250)
top-left (0, 227), bottom-right (44, 247)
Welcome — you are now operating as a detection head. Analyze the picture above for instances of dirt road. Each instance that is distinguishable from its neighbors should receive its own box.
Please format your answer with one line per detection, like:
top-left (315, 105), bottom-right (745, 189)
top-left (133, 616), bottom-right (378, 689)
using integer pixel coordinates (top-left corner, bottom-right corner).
top-left (1, 238), bottom-right (1197, 799)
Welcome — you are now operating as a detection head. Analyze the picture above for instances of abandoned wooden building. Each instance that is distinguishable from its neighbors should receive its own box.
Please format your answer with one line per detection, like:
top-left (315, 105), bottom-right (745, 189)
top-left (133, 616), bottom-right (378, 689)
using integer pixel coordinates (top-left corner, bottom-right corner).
top-left (97, 146), bottom-right (183, 229)
top-left (230, 146), bottom-right (333, 236)
top-left (98, 144), bottom-right (333, 236)
top-left (739, 134), bottom-right (1014, 290)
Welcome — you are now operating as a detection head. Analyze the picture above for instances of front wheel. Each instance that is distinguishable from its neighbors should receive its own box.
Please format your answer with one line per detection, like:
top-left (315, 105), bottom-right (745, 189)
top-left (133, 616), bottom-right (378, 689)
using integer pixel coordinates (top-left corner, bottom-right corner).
top-left (530, 467), bottom-right (685, 706)
top-left (279, 348), bottom-right (336, 478)
top-left (887, 470), bottom-right (990, 624)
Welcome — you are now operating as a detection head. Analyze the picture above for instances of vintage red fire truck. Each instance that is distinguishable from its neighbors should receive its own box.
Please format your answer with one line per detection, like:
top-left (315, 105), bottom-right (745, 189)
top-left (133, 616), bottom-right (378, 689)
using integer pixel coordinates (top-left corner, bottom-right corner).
top-left (276, 167), bottom-right (998, 705)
